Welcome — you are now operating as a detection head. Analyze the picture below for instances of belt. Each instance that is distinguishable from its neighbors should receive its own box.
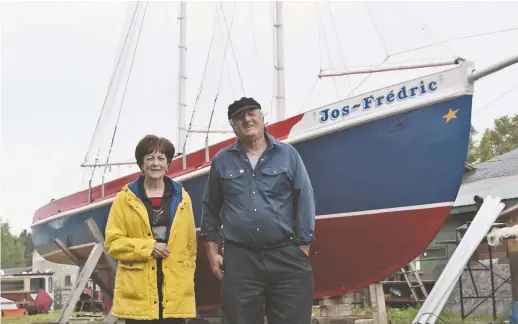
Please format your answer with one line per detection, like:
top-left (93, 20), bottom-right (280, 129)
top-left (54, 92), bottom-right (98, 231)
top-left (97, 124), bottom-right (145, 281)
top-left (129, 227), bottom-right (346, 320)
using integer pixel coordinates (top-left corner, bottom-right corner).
top-left (225, 238), bottom-right (294, 250)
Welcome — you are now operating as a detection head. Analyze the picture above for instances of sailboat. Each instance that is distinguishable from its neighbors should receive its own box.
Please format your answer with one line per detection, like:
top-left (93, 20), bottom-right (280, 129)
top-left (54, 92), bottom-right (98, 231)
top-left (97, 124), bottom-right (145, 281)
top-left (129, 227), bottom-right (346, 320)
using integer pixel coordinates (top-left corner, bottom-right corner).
top-left (30, 1), bottom-right (518, 316)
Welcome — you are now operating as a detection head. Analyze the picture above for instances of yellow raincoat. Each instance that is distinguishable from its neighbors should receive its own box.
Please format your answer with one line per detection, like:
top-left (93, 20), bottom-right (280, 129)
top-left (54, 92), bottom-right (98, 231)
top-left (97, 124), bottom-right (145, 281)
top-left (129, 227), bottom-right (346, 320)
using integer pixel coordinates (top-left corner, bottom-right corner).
top-left (104, 177), bottom-right (197, 320)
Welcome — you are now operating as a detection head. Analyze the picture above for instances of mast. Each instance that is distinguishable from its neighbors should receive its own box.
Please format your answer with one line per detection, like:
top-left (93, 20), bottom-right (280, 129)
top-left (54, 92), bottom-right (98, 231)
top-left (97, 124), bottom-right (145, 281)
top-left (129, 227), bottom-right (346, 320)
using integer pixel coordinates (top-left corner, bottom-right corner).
top-left (274, 1), bottom-right (286, 122)
top-left (177, 1), bottom-right (187, 155)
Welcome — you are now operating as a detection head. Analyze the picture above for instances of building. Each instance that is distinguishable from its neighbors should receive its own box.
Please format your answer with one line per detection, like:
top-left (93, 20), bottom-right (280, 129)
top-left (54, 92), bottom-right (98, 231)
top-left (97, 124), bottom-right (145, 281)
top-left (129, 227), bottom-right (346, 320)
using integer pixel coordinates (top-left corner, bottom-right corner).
top-left (32, 250), bottom-right (79, 308)
top-left (420, 148), bottom-right (518, 317)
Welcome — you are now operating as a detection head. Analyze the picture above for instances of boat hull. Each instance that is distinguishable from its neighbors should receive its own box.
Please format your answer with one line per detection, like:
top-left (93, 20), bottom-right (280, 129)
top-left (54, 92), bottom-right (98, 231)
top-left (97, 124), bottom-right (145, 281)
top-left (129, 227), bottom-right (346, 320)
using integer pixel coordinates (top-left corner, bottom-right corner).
top-left (32, 92), bottom-right (473, 312)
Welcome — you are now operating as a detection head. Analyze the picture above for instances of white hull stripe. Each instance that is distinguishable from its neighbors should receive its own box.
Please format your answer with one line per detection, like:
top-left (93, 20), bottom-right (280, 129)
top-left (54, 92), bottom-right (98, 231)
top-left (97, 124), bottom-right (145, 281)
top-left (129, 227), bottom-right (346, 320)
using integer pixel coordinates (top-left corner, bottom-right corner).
top-left (38, 202), bottom-right (453, 259)
top-left (316, 201), bottom-right (454, 219)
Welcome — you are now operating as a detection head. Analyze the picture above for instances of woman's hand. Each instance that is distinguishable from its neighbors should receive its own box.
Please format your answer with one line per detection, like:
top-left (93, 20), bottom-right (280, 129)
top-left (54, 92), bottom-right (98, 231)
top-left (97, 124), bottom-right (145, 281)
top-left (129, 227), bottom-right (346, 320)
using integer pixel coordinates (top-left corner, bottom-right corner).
top-left (152, 242), bottom-right (171, 259)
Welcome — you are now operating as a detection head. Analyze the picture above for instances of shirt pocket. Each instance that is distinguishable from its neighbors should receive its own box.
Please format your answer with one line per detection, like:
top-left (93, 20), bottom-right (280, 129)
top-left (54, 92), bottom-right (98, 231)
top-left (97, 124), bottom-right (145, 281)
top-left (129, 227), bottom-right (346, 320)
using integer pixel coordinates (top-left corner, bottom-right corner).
top-left (260, 166), bottom-right (290, 193)
top-left (220, 169), bottom-right (245, 196)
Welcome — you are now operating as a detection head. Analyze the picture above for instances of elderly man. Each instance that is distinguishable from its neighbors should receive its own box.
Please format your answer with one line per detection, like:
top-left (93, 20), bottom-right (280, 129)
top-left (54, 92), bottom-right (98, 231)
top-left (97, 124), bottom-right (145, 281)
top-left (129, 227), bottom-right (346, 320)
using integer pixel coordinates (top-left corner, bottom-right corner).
top-left (200, 97), bottom-right (316, 324)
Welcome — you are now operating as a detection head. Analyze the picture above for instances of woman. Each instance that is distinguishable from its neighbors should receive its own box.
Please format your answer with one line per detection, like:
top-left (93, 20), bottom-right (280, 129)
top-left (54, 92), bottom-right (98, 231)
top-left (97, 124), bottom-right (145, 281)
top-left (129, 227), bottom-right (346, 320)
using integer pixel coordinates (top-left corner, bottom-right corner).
top-left (104, 135), bottom-right (197, 324)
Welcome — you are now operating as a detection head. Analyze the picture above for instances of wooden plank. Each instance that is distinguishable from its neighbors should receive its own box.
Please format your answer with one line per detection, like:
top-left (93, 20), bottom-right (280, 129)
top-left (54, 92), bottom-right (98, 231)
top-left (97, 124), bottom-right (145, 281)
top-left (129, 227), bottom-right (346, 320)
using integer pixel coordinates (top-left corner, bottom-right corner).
top-left (58, 243), bottom-right (104, 324)
top-left (85, 218), bottom-right (118, 274)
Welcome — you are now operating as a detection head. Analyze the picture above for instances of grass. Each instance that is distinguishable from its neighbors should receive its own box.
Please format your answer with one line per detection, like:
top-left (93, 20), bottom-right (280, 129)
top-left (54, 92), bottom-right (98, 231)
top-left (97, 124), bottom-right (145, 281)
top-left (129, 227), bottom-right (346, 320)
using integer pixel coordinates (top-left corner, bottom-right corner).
top-left (3, 307), bottom-right (503, 324)
top-left (1, 310), bottom-right (103, 324)
top-left (351, 307), bottom-right (504, 324)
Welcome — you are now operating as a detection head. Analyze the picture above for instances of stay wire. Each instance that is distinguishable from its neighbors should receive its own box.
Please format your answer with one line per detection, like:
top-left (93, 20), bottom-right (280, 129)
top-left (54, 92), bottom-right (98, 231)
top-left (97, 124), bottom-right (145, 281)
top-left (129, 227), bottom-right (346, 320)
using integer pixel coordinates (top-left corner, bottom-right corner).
top-left (184, 3), bottom-right (220, 153)
top-left (103, 2), bottom-right (148, 178)
top-left (82, 4), bottom-right (140, 166)
top-left (206, 2), bottom-right (237, 140)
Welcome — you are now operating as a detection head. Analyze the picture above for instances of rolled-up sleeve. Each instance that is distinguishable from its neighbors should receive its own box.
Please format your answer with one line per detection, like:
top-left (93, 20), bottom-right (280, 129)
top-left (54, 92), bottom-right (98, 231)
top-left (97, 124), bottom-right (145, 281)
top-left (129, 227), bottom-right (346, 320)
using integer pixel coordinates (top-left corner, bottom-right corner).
top-left (200, 157), bottom-right (223, 242)
top-left (291, 148), bottom-right (316, 245)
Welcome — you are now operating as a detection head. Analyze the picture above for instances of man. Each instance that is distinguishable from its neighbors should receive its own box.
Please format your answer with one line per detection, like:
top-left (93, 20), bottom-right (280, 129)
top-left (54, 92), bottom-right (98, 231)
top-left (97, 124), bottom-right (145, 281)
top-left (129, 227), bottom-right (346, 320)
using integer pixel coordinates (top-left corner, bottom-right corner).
top-left (200, 97), bottom-right (316, 324)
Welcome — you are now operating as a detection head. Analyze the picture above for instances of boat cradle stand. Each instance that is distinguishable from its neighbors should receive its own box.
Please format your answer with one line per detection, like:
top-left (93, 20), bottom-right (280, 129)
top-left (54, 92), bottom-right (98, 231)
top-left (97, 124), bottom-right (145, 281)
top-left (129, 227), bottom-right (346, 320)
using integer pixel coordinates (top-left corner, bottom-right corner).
top-left (53, 218), bottom-right (118, 324)
top-left (436, 203), bottom-right (518, 321)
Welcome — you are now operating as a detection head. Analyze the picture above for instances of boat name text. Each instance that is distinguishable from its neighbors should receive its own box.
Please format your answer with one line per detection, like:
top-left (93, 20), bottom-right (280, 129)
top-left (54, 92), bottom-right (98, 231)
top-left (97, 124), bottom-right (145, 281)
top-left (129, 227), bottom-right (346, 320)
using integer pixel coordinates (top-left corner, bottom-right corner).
top-left (318, 80), bottom-right (438, 123)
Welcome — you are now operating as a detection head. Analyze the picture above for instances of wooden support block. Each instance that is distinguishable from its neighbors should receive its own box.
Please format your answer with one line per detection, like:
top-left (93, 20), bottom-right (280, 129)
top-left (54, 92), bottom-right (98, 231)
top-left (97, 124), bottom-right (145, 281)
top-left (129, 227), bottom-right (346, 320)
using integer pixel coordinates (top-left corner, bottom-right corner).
top-left (369, 283), bottom-right (387, 324)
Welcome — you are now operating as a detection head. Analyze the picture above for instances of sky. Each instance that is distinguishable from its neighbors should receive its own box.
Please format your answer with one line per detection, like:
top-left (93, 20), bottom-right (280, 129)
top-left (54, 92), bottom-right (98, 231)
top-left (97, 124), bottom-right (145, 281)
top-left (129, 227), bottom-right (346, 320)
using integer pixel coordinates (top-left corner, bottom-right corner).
top-left (1, 1), bottom-right (518, 235)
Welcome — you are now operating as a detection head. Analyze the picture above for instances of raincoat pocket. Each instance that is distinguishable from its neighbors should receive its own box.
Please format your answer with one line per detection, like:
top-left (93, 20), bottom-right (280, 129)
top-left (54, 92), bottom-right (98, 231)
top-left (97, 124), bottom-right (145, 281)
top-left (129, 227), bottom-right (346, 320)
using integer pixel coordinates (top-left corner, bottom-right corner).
top-left (117, 261), bottom-right (147, 301)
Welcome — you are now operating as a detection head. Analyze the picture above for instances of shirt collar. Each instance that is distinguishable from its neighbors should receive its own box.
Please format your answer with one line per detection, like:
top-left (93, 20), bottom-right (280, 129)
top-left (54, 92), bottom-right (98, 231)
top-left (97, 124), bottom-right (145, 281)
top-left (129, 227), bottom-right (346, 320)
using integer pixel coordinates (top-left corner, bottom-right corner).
top-left (230, 131), bottom-right (279, 152)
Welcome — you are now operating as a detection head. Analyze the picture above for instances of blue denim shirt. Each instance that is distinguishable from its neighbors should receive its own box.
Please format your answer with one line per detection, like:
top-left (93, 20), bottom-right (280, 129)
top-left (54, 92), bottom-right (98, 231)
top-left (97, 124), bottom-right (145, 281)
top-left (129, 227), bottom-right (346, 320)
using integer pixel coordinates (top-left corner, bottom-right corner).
top-left (200, 132), bottom-right (316, 246)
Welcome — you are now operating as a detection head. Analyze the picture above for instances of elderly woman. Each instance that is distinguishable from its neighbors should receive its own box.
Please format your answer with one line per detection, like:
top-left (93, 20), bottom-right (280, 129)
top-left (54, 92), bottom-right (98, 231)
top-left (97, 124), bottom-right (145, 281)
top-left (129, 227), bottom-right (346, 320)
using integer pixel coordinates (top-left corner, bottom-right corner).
top-left (104, 135), bottom-right (197, 324)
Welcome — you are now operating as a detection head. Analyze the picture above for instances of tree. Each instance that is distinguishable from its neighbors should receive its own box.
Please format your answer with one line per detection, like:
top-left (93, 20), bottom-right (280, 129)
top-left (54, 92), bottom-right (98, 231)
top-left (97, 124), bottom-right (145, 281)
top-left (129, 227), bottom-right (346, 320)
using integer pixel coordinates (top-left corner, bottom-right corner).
top-left (1, 221), bottom-right (28, 268)
top-left (467, 125), bottom-right (479, 164)
top-left (478, 114), bottom-right (518, 163)
top-left (19, 229), bottom-right (34, 266)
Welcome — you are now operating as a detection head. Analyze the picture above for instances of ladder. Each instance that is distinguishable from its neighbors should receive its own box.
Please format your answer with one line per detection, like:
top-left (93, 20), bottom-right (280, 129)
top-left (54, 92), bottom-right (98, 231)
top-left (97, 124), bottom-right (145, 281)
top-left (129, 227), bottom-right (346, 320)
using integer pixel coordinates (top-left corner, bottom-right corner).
top-left (400, 261), bottom-right (428, 303)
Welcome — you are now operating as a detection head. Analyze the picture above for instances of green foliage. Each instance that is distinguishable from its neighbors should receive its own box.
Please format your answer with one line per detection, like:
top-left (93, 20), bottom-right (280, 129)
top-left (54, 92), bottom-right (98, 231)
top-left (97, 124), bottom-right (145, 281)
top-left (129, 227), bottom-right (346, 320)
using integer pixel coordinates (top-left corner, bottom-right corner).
top-left (467, 125), bottom-right (479, 164)
top-left (0, 220), bottom-right (32, 268)
top-left (468, 113), bottom-right (518, 164)
top-left (352, 307), bottom-right (501, 324)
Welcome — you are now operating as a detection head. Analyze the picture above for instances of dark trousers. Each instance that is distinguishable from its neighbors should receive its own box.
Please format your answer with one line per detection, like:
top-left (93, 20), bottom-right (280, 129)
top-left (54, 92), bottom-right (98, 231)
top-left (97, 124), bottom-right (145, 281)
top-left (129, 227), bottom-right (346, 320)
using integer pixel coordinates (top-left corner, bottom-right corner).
top-left (125, 259), bottom-right (186, 324)
top-left (221, 241), bottom-right (314, 324)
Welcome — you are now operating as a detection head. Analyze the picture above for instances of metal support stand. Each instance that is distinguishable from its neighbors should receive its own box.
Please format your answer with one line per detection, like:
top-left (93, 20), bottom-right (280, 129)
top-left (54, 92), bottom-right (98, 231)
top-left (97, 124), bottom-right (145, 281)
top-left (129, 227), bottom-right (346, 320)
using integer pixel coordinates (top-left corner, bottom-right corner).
top-left (455, 221), bottom-right (518, 321)
top-left (413, 196), bottom-right (506, 324)
top-left (53, 218), bottom-right (118, 324)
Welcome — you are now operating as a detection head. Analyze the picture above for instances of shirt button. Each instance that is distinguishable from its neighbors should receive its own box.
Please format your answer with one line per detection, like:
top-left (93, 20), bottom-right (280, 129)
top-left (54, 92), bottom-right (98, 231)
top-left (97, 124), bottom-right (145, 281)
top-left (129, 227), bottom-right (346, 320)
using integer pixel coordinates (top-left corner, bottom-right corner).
top-left (257, 228), bottom-right (260, 231)
top-left (253, 191), bottom-right (256, 194)
top-left (252, 174), bottom-right (255, 177)
top-left (261, 158), bottom-right (264, 161)
top-left (254, 209), bottom-right (257, 212)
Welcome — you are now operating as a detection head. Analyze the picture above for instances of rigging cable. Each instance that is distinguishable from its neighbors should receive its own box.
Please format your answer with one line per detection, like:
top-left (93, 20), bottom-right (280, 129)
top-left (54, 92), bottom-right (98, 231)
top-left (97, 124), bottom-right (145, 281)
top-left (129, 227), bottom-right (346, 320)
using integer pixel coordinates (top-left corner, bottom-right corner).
top-left (183, 3), bottom-right (219, 154)
top-left (364, 2), bottom-right (390, 59)
top-left (219, 1), bottom-right (246, 96)
top-left (344, 3), bottom-right (392, 98)
top-left (316, 2), bottom-right (340, 100)
top-left (82, 3), bottom-right (140, 167)
top-left (102, 2), bottom-right (148, 180)
top-left (396, 1), bottom-right (457, 58)
top-left (217, 17), bottom-right (236, 99)
top-left (474, 83), bottom-right (518, 115)
top-left (298, 77), bottom-right (320, 113)
top-left (206, 2), bottom-right (237, 141)
top-left (325, 1), bottom-right (352, 92)
top-left (391, 27), bottom-right (518, 57)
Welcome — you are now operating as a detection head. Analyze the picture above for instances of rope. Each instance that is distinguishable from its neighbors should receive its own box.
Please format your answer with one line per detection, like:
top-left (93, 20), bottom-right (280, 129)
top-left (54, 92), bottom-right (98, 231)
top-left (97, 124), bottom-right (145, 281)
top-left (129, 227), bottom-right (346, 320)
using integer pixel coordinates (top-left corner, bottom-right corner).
top-left (487, 225), bottom-right (518, 246)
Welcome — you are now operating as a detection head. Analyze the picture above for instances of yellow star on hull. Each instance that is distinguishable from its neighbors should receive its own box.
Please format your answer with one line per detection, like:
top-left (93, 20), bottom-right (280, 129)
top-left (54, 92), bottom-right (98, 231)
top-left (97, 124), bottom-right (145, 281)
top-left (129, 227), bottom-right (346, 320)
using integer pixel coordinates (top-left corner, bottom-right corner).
top-left (443, 108), bottom-right (459, 123)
